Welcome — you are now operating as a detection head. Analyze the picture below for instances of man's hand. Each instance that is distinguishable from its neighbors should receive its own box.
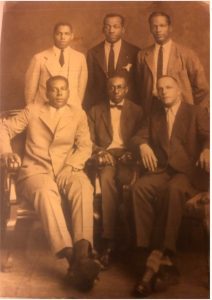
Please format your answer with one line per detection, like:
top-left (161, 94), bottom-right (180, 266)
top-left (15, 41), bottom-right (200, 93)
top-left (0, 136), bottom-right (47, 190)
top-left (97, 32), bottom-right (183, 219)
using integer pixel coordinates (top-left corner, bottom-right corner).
top-left (1, 152), bottom-right (21, 170)
top-left (56, 165), bottom-right (73, 191)
top-left (196, 148), bottom-right (209, 173)
top-left (139, 143), bottom-right (158, 172)
top-left (97, 151), bottom-right (115, 167)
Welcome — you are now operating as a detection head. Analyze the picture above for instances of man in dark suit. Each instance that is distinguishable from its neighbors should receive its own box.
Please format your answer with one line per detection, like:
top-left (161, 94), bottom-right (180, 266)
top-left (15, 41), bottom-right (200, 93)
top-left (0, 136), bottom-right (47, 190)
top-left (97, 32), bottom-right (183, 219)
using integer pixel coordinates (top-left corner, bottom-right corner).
top-left (131, 75), bottom-right (209, 297)
top-left (136, 11), bottom-right (209, 115)
top-left (87, 74), bottom-right (145, 267)
top-left (84, 13), bottom-right (140, 110)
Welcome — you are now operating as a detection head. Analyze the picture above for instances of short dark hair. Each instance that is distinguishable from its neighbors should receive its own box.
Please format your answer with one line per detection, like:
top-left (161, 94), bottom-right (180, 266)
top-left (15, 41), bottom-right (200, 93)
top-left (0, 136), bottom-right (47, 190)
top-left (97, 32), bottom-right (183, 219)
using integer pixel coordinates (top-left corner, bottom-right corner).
top-left (107, 72), bottom-right (129, 86)
top-left (46, 76), bottom-right (69, 91)
top-left (148, 12), bottom-right (171, 25)
top-left (103, 13), bottom-right (125, 26)
top-left (157, 75), bottom-right (179, 88)
top-left (53, 22), bottom-right (73, 34)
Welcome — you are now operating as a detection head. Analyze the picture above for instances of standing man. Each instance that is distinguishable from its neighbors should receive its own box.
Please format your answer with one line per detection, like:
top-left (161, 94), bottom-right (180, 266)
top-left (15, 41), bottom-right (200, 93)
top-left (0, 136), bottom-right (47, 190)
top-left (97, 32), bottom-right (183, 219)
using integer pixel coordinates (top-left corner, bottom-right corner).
top-left (84, 13), bottom-right (140, 110)
top-left (87, 74), bottom-right (145, 267)
top-left (25, 22), bottom-right (88, 107)
top-left (131, 75), bottom-right (209, 297)
top-left (0, 76), bottom-right (100, 291)
top-left (136, 12), bottom-right (209, 115)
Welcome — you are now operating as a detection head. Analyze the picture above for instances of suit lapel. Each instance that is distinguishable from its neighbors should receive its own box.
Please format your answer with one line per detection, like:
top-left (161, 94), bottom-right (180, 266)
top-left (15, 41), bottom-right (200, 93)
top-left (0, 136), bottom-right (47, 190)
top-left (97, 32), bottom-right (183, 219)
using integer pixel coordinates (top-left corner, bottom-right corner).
top-left (44, 48), bottom-right (59, 76)
top-left (39, 105), bottom-right (55, 134)
top-left (144, 45), bottom-right (155, 75)
top-left (116, 40), bottom-right (128, 71)
top-left (120, 100), bottom-right (131, 141)
top-left (167, 42), bottom-right (182, 75)
top-left (154, 106), bottom-right (169, 153)
top-left (101, 104), bottom-right (113, 138)
top-left (170, 102), bottom-right (188, 141)
top-left (95, 42), bottom-right (107, 75)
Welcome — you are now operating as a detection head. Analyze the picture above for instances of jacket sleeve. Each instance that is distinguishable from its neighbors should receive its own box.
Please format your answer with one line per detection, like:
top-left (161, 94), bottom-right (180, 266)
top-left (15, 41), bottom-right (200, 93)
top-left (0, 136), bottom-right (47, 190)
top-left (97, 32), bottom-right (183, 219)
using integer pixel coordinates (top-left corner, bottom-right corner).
top-left (0, 107), bottom-right (30, 153)
top-left (186, 49), bottom-right (209, 110)
top-left (196, 106), bottom-right (210, 150)
top-left (25, 54), bottom-right (41, 104)
top-left (84, 49), bottom-right (95, 109)
top-left (64, 110), bottom-right (92, 169)
top-left (128, 110), bottom-right (149, 154)
top-left (78, 54), bottom-right (88, 103)
top-left (87, 107), bottom-right (105, 154)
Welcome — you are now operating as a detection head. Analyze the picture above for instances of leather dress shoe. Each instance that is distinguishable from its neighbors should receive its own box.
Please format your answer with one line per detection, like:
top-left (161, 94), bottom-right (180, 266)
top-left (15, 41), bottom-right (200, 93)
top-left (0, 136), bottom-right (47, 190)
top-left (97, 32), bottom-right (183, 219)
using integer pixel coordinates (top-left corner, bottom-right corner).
top-left (99, 248), bottom-right (113, 270)
top-left (69, 258), bottom-right (101, 291)
top-left (133, 277), bottom-right (153, 298)
top-left (155, 265), bottom-right (180, 288)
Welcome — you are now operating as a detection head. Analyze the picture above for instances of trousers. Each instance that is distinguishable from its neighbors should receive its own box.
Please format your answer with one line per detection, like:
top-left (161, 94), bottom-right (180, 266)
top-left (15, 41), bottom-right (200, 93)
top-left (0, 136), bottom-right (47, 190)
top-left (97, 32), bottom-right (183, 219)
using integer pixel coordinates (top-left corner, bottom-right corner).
top-left (17, 172), bottom-right (93, 255)
top-left (132, 170), bottom-right (197, 252)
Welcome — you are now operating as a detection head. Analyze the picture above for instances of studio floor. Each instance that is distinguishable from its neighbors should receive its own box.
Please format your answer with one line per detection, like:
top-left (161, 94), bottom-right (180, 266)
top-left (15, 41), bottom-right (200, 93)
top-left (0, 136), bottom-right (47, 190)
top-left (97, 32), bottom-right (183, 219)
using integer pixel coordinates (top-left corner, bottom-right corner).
top-left (0, 221), bottom-right (209, 299)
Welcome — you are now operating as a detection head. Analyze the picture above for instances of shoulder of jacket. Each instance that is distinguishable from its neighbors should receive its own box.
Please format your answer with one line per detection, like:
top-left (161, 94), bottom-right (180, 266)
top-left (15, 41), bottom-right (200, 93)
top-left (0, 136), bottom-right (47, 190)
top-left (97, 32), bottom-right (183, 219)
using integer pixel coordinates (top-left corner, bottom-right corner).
top-left (122, 40), bottom-right (140, 52)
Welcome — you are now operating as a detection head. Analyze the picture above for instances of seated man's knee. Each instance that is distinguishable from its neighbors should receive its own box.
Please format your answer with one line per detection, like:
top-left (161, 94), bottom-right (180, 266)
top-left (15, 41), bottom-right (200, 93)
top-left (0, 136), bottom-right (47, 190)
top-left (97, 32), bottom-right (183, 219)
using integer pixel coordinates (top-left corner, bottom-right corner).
top-left (65, 173), bottom-right (93, 201)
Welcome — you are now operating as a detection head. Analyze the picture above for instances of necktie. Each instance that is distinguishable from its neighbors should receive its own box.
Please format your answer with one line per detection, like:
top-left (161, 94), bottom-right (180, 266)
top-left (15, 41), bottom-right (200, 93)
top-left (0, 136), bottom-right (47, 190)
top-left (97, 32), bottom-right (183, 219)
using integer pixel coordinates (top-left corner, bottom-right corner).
top-left (166, 108), bottom-right (174, 139)
top-left (108, 44), bottom-right (115, 77)
top-left (59, 49), bottom-right (65, 67)
top-left (110, 104), bottom-right (123, 110)
top-left (157, 46), bottom-right (163, 79)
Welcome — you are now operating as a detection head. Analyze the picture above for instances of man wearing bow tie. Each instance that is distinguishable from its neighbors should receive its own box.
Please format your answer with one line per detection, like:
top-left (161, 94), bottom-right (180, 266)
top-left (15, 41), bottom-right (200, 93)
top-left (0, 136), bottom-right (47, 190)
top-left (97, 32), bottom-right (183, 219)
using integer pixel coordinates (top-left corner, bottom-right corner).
top-left (84, 13), bottom-right (140, 110)
top-left (0, 76), bottom-right (100, 291)
top-left (87, 74), bottom-right (145, 267)
top-left (25, 22), bottom-right (87, 107)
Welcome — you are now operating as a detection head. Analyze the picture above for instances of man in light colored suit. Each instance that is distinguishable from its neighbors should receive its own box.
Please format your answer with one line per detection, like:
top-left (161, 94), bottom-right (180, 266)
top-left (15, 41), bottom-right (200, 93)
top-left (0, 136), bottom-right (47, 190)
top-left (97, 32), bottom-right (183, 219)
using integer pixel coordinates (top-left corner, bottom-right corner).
top-left (136, 12), bottom-right (209, 115)
top-left (131, 76), bottom-right (209, 297)
top-left (25, 22), bottom-right (88, 107)
top-left (84, 13), bottom-right (140, 110)
top-left (0, 76), bottom-right (100, 291)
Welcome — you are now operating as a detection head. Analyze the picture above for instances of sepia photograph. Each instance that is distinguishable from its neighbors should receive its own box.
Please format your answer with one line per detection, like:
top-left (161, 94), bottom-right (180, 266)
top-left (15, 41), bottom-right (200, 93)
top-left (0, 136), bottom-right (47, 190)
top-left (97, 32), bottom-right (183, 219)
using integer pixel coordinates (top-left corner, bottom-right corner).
top-left (0, 1), bottom-right (210, 298)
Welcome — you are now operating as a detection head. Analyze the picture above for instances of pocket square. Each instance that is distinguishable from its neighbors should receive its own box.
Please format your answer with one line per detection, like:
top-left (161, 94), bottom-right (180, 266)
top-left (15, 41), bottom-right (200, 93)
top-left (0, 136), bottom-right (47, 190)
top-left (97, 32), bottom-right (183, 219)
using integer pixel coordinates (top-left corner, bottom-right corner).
top-left (122, 63), bottom-right (132, 72)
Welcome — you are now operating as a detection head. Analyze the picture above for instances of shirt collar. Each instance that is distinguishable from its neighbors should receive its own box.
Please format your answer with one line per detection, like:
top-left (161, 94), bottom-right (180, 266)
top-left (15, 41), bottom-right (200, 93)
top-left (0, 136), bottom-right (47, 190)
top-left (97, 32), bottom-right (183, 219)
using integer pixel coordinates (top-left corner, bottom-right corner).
top-left (165, 98), bottom-right (181, 116)
top-left (53, 45), bottom-right (70, 56)
top-left (105, 39), bottom-right (122, 50)
top-left (155, 39), bottom-right (172, 51)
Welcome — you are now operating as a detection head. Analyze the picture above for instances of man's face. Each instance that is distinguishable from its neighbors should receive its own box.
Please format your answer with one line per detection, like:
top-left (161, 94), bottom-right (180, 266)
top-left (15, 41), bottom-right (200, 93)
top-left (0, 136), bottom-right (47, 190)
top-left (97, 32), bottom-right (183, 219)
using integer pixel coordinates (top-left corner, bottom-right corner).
top-left (103, 16), bottom-right (125, 43)
top-left (53, 25), bottom-right (73, 49)
top-left (108, 77), bottom-right (128, 103)
top-left (157, 77), bottom-right (181, 107)
top-left (150, 16), bottom-right (172, 45)
top-left (46, 79), bottom-right (69, 109)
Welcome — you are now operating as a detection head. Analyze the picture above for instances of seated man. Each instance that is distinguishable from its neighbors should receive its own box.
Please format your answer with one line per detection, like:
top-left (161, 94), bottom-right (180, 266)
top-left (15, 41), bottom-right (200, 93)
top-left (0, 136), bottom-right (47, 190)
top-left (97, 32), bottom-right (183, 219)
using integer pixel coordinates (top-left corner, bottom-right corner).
top-left (0, 75), bottom-right (100, 291)
top-left (87, 74), bottom-right (145, 267)
top-left (131, 75), bottom-right (209, 297)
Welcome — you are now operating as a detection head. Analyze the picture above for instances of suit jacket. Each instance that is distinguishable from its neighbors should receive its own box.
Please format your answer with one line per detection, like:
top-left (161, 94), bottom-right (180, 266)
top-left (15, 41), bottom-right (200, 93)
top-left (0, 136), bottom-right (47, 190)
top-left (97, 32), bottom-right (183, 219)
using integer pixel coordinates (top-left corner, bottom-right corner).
top-left (87, 99), bottom-right (145, 154)
top-left (25, 47), bottom-right (88, 107)
top-left (0, 104), bottom-right (92, 182)
top-left (132, 101), bottom-right (209, 178)
top-left (84, 40), bottom-right (140, 110)
top-left (136, 41), bottom-right (209, 115)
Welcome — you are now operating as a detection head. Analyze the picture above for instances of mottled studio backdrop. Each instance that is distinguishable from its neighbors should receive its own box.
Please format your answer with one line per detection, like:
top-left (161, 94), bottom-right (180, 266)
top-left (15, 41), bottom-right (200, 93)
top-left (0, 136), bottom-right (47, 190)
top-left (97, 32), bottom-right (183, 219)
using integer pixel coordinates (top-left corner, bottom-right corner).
top-left (0, 1), bottom-right (209, 111)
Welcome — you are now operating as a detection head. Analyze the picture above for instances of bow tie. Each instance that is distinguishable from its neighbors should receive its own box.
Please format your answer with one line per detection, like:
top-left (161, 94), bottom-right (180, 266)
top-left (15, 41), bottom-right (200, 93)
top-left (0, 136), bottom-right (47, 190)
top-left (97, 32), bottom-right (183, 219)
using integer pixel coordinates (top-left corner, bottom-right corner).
top-left (110, 104), bottom-right (123, 110)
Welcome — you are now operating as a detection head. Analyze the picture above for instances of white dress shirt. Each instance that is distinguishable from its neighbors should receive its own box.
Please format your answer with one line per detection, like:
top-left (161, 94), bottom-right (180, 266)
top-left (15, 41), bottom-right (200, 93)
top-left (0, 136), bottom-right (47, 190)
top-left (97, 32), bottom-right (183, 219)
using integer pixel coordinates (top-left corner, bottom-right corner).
top-left (53, 46), bottom-right (70, 78)
top-left (165, 99), bottom-right (181, 139)
top-left (104, 39), bottom-right (122, 71)
top-left (153, 39), bottom-right (172, 95)
top-left (107, 99), bottom-right (125, 149)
